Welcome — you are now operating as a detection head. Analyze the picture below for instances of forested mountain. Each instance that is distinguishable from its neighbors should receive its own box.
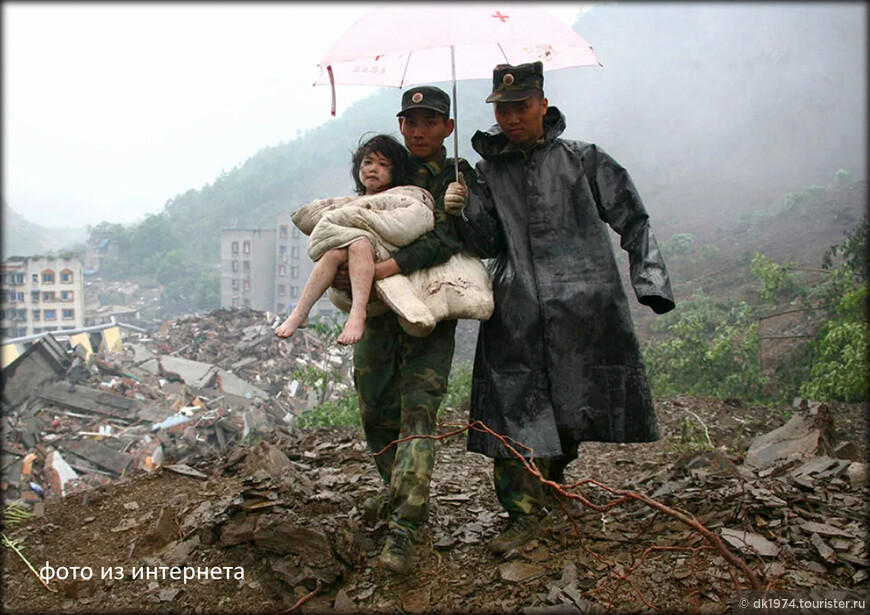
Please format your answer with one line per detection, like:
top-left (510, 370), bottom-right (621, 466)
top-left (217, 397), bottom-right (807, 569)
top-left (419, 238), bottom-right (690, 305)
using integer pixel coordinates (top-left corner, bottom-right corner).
top-left (1, 200), bottom-right (87, 259)
top-left (105, 3), bottom-right (864, 271)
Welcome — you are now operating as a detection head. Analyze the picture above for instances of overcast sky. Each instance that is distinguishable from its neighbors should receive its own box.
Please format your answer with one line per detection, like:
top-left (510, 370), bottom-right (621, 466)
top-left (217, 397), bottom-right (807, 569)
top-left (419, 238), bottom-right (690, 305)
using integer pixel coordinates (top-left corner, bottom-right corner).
top-left (2, 2), bottom-right (585, 229)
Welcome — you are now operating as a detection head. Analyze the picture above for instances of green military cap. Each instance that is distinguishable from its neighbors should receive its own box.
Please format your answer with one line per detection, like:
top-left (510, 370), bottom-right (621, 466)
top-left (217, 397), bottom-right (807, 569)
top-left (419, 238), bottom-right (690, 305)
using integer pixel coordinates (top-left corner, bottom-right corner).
top-left (485, 61), bottom-right (544, 103)
top-left (397, 85), bottom-right (451, 117)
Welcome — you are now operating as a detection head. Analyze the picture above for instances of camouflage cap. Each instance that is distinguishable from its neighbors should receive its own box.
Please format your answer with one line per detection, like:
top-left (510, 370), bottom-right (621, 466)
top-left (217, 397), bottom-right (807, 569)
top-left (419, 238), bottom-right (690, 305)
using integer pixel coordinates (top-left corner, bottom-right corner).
top-left (396, 86), bottom-right (451, 117)
top-left (485, 61), bottom-right (544, 103)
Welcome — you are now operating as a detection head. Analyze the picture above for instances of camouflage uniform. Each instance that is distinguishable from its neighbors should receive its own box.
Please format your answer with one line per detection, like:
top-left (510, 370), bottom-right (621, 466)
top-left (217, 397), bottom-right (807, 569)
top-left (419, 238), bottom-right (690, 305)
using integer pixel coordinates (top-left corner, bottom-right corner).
top-left (354, 148), bottom-right (476, 537)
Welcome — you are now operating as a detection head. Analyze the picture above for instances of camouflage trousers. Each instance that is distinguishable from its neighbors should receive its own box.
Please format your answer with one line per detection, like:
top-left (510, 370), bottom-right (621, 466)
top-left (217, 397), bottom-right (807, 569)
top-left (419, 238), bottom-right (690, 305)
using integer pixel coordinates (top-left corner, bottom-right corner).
top-left (354, 312), bottom-right (456, 537)
top-left (493, 439), bottom-right (579, 515)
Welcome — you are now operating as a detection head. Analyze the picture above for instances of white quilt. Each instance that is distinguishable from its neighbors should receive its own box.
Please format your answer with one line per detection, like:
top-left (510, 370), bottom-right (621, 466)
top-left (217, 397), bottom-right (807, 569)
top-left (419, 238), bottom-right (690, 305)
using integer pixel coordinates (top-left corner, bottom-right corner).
top-left (290, 186), bottom-right (494, 337)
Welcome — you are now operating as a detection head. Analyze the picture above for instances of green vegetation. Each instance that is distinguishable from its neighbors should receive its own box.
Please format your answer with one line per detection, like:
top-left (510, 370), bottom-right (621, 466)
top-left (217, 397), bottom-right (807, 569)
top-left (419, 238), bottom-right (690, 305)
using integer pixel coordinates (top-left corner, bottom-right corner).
top-left (643, 296), bottom-right (768, 402)
top-left (644, 216), bottom-right (868, 405)
top-left (441, 361), bottom-right (474, 417)
top-left (660, 233), bottom-right (696, 258)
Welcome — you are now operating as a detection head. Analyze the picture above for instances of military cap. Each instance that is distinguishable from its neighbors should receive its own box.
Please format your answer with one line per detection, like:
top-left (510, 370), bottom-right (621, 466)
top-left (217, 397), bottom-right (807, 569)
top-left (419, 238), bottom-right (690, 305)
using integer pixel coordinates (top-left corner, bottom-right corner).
top-left (485, 61), bottom-right (545, 103)
top-left (397, 85), bottom-right (451, 117)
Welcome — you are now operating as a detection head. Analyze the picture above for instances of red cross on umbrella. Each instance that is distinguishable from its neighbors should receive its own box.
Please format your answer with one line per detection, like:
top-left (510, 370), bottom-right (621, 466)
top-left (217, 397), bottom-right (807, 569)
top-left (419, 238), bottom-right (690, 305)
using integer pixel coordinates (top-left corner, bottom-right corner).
top-left (313, 4), bottom-right (601, 179)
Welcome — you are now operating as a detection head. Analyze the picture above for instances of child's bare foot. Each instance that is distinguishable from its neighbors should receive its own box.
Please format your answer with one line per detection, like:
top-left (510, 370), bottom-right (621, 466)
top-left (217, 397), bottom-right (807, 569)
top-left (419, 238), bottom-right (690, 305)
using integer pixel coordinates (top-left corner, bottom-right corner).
top-left (337, 313), bottom-right (366, 345)
top-left (275, 313), bottom-right (308, 338)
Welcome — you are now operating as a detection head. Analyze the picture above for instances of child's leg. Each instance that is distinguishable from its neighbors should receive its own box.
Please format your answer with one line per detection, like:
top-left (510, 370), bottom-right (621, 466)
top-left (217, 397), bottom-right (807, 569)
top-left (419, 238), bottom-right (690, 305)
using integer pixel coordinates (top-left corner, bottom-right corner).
top-left (275, 248), bottom-right (347, 338)
top-left (337, 238), bottom-right (375, 345)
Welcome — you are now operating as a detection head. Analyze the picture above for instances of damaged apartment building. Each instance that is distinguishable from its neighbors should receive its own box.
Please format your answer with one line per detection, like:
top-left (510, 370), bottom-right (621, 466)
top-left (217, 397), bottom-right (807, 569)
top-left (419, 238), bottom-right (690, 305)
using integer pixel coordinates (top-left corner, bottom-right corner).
top-left (220, 213), bottom-right (337, 320)
top-left (1, 256), bottom-right (86, 340)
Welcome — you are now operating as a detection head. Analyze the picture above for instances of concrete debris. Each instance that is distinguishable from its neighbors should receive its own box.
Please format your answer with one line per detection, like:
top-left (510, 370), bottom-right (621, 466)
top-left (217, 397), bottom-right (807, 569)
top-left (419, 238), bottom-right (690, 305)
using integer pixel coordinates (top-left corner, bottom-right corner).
top-left (1, 307), bottom-right (352, 510)
top-left (743, 401), bottom-right (835, 471)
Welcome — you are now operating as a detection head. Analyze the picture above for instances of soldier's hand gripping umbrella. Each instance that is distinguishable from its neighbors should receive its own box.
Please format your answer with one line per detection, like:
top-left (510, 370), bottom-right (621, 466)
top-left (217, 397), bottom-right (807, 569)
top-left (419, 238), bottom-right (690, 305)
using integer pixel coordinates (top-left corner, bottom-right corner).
top-left (313, 4), bottom-right (602, 179)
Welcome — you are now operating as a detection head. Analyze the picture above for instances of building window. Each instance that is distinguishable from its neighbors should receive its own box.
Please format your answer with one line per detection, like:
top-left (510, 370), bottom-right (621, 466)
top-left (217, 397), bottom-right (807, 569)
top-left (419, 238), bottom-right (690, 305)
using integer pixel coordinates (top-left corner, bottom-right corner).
top-left (231, 279), bottom-right (239, 291)
top-left (278, 284), bottom-right (286, 296)
top-left (279, 245), bottom-right (287, 259)
top-left (291, 265), bottom-right (300, 279)
top-left (243, 280), bottom-right (251, 292)
top-left (32, 309), bottom-right (41, 321)
top-left (292, 226), bottom-right (300, 238)
top-left (31, 291), bottom-right (40, 303)
top-left (42, 291), bottom-right (56, 302)
top-left (61, 291), bottom-right (74, 301)
top-left (14, 273), bottom-right (25, 285)
top-left (243, 298), bottom-right (250, 307)
top-left (232, 297), bottom-right (240, 307)
top-left (62, 309), bottom-right (75, 320)
top-left (243, 241), bottom-right (251, 254)
top-left (277, 303), bottom-right (285, 313)
top-left (42, 270), bottom-right (55, 283)
top-left (17, 292), bottom-right (25, 302)
top-left (32, 273), bottom-right (39, 283)
top-left (231, 260), bottom-right (239, 272)
top-left (231, 241), bottom-right (239, 254)
top-left (280, 225), bottom-right (288, 238)
top-left (291, 246), bottom-right (300, 259)
top-left (291, 286), bottom-right (299, 299)
top-left (278, 264), bottom-right (287, 276)
top-left (243, 261), bottom-right (251, 272)
top-left (44, 309), bottom-right (57, 320)
top-left (60, 269), bottom-right (73, 283)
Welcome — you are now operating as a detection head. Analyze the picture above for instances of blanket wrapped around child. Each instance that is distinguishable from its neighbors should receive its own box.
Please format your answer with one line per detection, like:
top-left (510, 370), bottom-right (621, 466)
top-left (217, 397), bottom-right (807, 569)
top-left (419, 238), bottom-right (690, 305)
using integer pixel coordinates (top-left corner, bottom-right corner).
top-left (290, 185), bottom-right (494, 337)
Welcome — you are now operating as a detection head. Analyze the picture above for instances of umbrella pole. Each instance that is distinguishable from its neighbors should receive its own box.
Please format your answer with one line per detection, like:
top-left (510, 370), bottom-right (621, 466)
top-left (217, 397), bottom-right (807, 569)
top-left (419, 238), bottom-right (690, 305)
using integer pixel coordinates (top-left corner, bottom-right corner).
top-left (451, 45), bottom-right (459, 182)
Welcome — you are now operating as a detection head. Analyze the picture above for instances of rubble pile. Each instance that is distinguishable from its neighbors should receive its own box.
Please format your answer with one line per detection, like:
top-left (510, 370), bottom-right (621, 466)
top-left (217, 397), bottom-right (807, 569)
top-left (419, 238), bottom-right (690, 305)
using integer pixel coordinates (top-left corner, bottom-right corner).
top-left (1, 307), bottom-right (353, 515)
top-left (1, 388), bottom-right (868, 612)
top-left (629, 400), bottom-right (868, 592)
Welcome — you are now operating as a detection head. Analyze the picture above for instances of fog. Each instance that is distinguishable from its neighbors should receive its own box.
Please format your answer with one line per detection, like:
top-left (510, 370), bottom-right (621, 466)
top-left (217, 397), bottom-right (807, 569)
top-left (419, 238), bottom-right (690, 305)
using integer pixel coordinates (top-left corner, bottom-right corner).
top-left (547, 3), bottom-right (867, 232)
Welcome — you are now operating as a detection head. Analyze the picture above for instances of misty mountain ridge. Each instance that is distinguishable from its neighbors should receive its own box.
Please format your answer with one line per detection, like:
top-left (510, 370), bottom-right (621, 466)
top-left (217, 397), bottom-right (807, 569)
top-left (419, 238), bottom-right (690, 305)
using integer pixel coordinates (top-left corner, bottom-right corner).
top-left (1, 200), bottom-right (88, 259)
top-left (6, 3), bottom-right (864, 264)
top-left (158, 3), bottom-right (863, 263)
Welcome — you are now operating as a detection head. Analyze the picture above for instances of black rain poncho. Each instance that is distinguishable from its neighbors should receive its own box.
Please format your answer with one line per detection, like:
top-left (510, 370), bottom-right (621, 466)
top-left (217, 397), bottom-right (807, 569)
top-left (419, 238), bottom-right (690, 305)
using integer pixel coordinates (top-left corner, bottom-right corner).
top-left (457, 106), bottom-right (675, 459)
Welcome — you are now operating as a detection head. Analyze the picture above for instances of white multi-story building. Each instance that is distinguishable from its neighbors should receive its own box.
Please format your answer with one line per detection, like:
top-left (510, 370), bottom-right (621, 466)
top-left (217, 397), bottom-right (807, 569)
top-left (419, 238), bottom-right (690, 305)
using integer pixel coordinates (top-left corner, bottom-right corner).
top-left (220, 229), bottom-right (277, 311)
top-left (219, 216), bottom-right (338, 321)
top-left (273, 213), bottom-right (336, 319)
top-left (1, 256), bottom-right (86, 338)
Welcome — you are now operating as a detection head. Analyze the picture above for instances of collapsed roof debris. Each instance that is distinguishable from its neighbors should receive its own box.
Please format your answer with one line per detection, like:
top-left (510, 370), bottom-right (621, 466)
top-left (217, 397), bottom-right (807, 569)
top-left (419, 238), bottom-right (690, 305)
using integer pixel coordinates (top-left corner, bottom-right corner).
top-left (2, 307), bottom-right (352, 511)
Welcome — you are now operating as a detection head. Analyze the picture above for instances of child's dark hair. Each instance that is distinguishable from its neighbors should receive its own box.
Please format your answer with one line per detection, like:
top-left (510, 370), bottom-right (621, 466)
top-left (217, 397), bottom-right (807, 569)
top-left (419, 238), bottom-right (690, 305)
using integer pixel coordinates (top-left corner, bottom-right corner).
top-left (351, 134), bottom-right (414, 195)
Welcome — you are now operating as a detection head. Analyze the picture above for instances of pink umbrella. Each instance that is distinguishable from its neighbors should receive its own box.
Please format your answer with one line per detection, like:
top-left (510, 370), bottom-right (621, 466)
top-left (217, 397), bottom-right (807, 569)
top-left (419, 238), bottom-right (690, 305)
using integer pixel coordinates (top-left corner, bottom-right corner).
top-left (313, 4), bottom-right (602, 175)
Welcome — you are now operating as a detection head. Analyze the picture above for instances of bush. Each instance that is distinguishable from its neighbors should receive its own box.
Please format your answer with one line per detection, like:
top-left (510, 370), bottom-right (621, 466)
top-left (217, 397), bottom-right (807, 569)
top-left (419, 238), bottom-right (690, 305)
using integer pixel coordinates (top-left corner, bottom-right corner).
top-left (441, 361), bottom-right (473, 416)
top-left (297, 396), bottom-right (360, 429)
top-left (835, 169), bottom-right (852, 185)
top-left (698, 244), bottom-right (720, 261)
top-left (660, 233), bottom-right (696, 258)
top-left (643, 298), bottom-right (768, 402)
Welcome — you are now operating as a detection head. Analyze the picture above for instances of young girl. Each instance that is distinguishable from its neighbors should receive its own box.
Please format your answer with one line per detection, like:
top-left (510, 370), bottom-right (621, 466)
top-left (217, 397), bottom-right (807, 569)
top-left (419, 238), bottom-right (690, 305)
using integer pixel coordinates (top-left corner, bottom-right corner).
top-left (275, 134), bottom-right (416, 345)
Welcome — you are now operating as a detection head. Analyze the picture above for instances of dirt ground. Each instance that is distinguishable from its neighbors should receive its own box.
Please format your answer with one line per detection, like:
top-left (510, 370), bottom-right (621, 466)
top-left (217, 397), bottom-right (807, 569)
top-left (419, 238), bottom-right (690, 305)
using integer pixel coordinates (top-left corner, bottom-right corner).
top-left (2, 394), bottom-right (867, 615)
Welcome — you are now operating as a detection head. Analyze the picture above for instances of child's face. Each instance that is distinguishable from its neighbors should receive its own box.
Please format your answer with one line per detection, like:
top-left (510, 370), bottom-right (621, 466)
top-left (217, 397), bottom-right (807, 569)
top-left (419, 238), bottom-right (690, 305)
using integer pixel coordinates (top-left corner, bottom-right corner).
top-left (359, 151), bottom-right (393, 195)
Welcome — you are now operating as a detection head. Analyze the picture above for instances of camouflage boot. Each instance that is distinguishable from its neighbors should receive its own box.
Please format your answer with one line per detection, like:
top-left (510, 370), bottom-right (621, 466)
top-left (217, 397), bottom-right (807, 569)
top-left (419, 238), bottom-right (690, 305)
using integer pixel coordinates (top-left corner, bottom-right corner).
top-left (379, 528), bottom-right (414, 574)
top-left (488, 512), bottom-right (540, 554)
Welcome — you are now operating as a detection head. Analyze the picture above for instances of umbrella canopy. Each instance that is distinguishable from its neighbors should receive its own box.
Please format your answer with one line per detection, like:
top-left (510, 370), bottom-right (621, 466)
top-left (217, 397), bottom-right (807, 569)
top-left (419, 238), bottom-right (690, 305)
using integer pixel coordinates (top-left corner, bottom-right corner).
top-left (314, 5), bottom-right (601, 91)
top-left (313, 4), bottom-right (602, 175)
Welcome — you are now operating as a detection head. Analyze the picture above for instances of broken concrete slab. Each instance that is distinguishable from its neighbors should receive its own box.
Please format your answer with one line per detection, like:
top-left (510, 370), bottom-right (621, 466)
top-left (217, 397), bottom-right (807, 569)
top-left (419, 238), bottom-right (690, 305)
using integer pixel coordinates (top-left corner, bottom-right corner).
top-left (139, 355), bottom-right (217, 388)
top-left (743, 407), bottom-right (834, 470)
top-left (720, 528), bottom-right (780, 557)
top-left (1, 335), bottom-right (69, 409)
top-left (215, 369), bottom-right (268, 400)
top-left (790, 456), bottom-right (851, 482)
top-left (56, 439), bottom-right (134, 476)
top-left (499, 561), bottom-right (546, 583)
top-left (38, 381), bottom-right (141, 422)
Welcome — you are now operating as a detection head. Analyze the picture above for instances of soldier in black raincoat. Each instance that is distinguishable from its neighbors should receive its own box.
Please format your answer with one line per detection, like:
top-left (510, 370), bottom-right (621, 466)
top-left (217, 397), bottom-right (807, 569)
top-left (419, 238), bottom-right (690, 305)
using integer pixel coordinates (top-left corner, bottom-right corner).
top-left (445, 61), bottom-right (675, 554)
